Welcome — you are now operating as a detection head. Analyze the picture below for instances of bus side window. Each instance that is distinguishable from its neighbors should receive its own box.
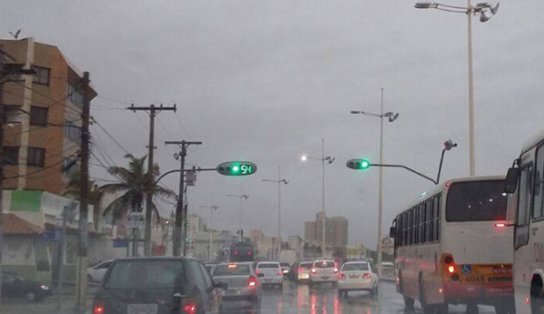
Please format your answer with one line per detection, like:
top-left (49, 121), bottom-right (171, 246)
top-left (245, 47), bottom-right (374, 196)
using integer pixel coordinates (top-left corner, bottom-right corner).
top-left (426, 199), bottom-right (433, 243)
top-left (403, 212), bottom-right (408, 246)
top-left (407, 210), bottom-right (412, 245)
top-left (515, 162), bottom-right (533, 250)
top-left (533, 146), bottom-right (544, 219)
top-left (433, 195), bottom-right (440, 242)
top-left (419, 204), bottom-right (425, 244)
top-left (414, 207), bottom-right (419, 244)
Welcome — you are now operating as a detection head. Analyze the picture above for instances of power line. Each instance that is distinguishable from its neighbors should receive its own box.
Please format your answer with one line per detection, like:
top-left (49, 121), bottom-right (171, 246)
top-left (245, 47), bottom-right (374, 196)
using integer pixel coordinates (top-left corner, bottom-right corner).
top-left (90, 117), bottom-right (130, 154)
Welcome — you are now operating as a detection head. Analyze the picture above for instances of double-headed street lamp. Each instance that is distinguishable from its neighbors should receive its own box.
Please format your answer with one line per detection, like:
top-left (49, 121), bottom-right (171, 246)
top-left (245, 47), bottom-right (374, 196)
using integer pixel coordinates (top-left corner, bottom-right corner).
top-left (227, 193), bottom-right (249, 241)
top-left (200, 205), bottom-right (219, 262)
top-left (415, 1), bottom-right (499, 176)
top-left (262, 166), bottom-right (289, 261)
top-left (350, 88), bottom-right (399, 278)
top-left (301, 138), bottom-right (335, 258)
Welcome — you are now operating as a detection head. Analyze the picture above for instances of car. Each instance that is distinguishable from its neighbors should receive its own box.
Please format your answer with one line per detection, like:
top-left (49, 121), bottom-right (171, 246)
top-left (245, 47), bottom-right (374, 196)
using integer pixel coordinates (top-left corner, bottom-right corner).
top-left (92, 257), bottom-right (223, 314)
top-left (309, 259), bottom-right (338, 285)
top-left (279, 262), bottom-right (291, 277)
top-left (86, 259), bottom-right (113, 283)
top-left (212, 262), bottom-right (261, 308)
top-left (337, 261), bottom-right (379, 297)
top-left (255, 261), bottom-right (283, 289)
top-left (1, 271), bottom-right (53, 302)
top-left (293, 261), bottom-right (313, 283)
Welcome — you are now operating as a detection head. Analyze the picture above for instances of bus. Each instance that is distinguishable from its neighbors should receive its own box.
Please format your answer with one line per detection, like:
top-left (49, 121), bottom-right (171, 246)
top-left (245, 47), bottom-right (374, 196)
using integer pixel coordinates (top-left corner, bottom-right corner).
top-left (504, 131), bottom-right (544, 313)
top-left (229, 241), bottom-right (255, 262)
top-left (390, 176), bottom-right (514, 314)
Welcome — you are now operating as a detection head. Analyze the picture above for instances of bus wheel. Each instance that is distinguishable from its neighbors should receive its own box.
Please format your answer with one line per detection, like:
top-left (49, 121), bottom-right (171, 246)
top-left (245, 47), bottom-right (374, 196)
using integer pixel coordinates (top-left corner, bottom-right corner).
top-left (466, 303), bottom-right (479, 314)
top-left (531, 277), bottom-right (544, 314)
top-left (403, 295), bottom-right (415, 311)
top-left (494, 297), bottom-right (515, 314)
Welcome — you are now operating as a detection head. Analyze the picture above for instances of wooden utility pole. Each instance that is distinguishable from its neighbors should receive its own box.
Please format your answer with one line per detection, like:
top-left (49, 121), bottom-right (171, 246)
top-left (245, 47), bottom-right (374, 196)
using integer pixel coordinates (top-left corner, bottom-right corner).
top-left (128, 104), bottom-right (176, 256)
top-left (0, 47), bottom-right (5, 308)
top-left (75, 72), bottom-right (91, 314)
top-left (164, 141), bottom-right (202, 256)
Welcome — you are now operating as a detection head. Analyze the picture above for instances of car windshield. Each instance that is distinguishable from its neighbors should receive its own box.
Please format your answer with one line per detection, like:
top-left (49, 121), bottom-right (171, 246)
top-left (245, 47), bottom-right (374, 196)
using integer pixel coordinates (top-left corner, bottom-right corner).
top-left (258, 263), bottom-right (279, 269)
top-left (103, 260), bottom-right (185, 289)
top-left (342, 263), bottom-right (369, 271)
top-left (213, 264), bottom-right (250, 276)
top-left (314, 261), bottom-right (335, 268)
top-left (446, 180), bottom-right (507, 222)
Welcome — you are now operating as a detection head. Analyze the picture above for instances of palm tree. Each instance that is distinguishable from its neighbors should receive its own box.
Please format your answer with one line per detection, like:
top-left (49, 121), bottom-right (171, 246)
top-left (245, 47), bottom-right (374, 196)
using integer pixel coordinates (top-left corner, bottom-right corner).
top-left (63, 170), bottom-right (104, 231)
top-left (99, 154), bottom-right (175, 225)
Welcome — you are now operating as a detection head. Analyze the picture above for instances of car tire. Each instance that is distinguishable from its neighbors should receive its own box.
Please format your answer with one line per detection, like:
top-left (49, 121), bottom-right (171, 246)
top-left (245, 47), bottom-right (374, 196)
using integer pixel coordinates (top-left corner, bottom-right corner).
top-left (25, 291), bottom-right (36, 303)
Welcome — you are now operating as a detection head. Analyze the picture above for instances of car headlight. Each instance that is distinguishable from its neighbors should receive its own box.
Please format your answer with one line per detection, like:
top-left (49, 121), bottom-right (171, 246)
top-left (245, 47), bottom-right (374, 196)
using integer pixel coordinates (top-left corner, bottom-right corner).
top-left (40, 285), bottom-right (50, 290)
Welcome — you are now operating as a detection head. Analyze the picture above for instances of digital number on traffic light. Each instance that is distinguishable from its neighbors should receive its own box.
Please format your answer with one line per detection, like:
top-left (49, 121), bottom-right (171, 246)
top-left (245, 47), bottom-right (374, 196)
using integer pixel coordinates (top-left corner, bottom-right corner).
top-left (217, 161), bottom-right (257, 176)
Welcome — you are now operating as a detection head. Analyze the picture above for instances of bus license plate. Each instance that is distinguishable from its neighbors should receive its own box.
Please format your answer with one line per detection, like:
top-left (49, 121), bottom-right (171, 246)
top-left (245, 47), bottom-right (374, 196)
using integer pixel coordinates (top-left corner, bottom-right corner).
top-left (465, 275), bottom-right (485, 283)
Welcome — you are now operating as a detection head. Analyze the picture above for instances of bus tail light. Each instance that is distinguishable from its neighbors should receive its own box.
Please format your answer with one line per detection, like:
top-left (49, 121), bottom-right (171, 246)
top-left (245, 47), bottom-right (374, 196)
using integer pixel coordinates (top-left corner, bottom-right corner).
top-left (333, 267), bottom-right (338, 273)
top-left (93, 304), bottom-right (105, 314)
top-left (442, 253), bottom-right (457, 278)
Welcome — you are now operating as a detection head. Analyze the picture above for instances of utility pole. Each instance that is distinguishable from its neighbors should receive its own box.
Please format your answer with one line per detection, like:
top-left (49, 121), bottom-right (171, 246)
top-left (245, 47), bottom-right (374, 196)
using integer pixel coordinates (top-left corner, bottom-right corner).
top-left (165, 140), bottom-right (202, 256)
top-left (128, 104), bottom-right (176, 256)
top-left (75, 72), bottom-right (91, 314)
top-left (0, 47), bottom-right (5, 308)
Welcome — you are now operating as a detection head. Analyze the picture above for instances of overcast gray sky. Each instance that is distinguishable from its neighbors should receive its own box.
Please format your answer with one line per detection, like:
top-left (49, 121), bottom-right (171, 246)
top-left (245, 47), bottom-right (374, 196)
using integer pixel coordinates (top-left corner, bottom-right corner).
top-left (2, 0), bottom-right (543, 249)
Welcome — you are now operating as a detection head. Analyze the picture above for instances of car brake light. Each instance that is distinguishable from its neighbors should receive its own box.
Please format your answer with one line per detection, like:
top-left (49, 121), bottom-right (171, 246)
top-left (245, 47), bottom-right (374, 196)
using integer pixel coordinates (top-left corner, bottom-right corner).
top-left (93, 304), bottom-right (105, 314)
top-left (333, 267), bottom-right (338, 273)
top-left (247, 275), bottom-right (257, 287)
top-left (182, 303), bottom-right (197, 314)
top-left (277, 270), bottom-right (283, 276)
top-left (247, 251), bottom-right (253, 256)
top-left (363, 273), bottom-right (372, 279)
top-left (311, 268), bottom-right (317, 274)
top-left (298, 267), bottom-right (304, 273)
top-left (337, 273), bottom-right (346, 279)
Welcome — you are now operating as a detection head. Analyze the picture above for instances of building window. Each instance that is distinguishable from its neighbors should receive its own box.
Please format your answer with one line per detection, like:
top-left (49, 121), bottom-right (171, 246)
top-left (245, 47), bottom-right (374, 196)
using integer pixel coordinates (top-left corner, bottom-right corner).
top-left (32, 66), bottom-right (50, 85)
top-left (30, 106), bottom-right (48, 126)
top-left (3, 146), bottom-right (19, 165)
top-left (3, 105), bottom-right (22, 124)
top-left (3, 64), bottom-right (25, 82)
top-left (64, 121), bottom-right (81, 142)
top-left (27, 147), bottom-right (45, 167)
top-left (67, 83), bottom-right (84, 107)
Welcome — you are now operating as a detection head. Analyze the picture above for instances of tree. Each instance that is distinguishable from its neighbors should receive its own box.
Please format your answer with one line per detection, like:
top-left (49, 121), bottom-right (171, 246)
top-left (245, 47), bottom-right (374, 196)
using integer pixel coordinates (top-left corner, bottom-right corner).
top-left (63, 170), bottom-right (104, 231)
top-left (99, 154), bottom-right (175, 224)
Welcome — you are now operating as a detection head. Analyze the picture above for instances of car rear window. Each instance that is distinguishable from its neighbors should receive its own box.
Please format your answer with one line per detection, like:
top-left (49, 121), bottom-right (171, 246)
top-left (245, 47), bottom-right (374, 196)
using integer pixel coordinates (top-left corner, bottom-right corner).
top-left (104, 260), bottom-right (185, 289)
top-left (342, 263), bottom-right (369, 271)
top-left (258, 263), bottom-right (279, 269)
top-left (314, 261), bottom-right (335, 268)
top-left (213, 264), bottom-right (250, 276)
top-left (300, 263), bottom-right (312, 269)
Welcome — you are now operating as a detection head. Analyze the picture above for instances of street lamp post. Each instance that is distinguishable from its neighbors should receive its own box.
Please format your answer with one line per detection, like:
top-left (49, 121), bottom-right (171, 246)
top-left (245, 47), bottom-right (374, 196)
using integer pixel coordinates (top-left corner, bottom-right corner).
top-left (301, 138), bottom-right (335, 258)
top-left (227, 193), bottom-right (249, 241)
top-left (415, 1), bottom-right (499, 176)
top-left (350, 88), bottom-right (399, 278)
top-left (200, 205), bottom-right (219, 262)
top-left (262, 166), bottom-right (289, 261)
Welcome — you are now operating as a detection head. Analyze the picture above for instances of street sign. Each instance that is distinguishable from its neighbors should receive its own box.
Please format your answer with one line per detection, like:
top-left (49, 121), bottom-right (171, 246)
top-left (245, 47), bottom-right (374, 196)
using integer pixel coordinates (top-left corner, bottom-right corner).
top-left (127, 212), bottom-right (145, 229)
top-left (42, 230), bottom-right (59, 241)
top-left (113, 238), bottom-right (129, 248)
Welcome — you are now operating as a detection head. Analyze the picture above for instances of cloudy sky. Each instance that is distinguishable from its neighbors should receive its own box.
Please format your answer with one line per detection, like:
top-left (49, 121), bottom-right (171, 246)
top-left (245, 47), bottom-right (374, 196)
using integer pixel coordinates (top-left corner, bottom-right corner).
top-left (2, 0), bottom-right (543, 249)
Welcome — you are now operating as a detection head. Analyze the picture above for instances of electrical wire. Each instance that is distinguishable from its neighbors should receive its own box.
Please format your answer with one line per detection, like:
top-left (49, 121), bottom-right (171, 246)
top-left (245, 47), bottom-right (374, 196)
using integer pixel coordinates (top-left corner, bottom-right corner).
top-left (91, 117), bottom-right (130, 154)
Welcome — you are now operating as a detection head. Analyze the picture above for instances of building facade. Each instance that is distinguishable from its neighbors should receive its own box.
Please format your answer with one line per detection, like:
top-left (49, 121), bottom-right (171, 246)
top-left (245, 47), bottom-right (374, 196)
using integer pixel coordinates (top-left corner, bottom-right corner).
top-left (1, 37), bottom-right (97, 195)
top-left (304, 212), bottom-right (349, 249)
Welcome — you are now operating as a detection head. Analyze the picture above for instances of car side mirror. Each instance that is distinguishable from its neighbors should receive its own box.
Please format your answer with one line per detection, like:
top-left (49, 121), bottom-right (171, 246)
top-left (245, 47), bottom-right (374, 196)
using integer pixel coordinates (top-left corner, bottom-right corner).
top-left (505, 167), bottom-right (520, 194)
top-left (257, 273), bottom-right (265, 278)
top-left (389, 226), bottom-right (396, 238)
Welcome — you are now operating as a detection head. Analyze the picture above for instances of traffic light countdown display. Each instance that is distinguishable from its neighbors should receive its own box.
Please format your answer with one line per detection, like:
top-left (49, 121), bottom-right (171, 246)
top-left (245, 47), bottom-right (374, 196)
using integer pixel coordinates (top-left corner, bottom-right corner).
top-left (216, 161), bottom-right (257, 176)
top-left (346, 159), bottom-right (371, 170)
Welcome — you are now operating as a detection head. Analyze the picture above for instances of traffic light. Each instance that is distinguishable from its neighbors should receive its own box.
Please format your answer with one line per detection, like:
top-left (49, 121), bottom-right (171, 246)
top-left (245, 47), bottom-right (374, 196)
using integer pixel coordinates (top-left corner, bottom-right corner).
top-left (216, 161), bottom-right (257, 176)
top-left (346, 159), bottom-right (372, 170)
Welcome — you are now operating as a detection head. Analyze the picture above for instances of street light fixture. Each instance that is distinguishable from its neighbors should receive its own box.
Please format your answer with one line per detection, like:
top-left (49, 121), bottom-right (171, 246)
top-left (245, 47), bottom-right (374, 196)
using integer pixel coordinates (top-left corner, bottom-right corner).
top-left (300, 138), bottom-right (335, 257)
top-left (262, 166), bottom-right (289, 261)
top-left (415, 1), bottom-right (499, 176)
top-left (227, 193), bottom-right (249, 241)
top-left (350, 88), bottom-right (399, 278)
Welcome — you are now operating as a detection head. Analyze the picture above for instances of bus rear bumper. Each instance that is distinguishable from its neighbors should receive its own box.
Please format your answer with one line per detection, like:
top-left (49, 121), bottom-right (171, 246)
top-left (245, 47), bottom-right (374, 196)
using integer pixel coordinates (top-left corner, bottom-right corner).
top-left (443, 282), bottom-right (513, 305)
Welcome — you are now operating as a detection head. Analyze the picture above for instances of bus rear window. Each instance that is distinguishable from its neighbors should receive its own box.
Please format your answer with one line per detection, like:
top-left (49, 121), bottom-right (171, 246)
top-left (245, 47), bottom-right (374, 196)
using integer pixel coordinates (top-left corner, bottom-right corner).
top-left (446, 180), bottom-right (507, 222)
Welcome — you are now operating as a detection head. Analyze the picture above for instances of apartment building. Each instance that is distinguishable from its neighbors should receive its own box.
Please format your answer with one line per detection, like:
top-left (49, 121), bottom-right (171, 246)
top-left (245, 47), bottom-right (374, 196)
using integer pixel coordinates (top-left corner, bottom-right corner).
top-left (304, 212), bottom-right (348, 249)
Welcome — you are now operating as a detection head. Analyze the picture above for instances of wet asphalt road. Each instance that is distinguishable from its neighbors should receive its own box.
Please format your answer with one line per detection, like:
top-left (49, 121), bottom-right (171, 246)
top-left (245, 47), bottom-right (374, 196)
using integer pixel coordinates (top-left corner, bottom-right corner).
top-left (220, 280), bottom-right (499, 314)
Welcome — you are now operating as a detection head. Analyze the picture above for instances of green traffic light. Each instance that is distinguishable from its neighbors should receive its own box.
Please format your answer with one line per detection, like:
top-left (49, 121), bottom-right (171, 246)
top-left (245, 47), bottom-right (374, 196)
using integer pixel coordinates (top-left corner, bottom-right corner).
top-left (346, 158), bottom-right (372, 171)
top-left (360, 159), bottom-right (370, 169)
top-left (217, 161), bottom-right (257, 176)
top-left (232, 165), bottom-right (240, 173)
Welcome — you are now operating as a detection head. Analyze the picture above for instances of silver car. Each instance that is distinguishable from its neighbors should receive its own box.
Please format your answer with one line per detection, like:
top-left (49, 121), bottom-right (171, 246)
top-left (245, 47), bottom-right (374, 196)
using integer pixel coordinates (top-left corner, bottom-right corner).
top-left (212, 262), bottom-right (262, 308)
top-left (309, 259), bottom-right (338, 285)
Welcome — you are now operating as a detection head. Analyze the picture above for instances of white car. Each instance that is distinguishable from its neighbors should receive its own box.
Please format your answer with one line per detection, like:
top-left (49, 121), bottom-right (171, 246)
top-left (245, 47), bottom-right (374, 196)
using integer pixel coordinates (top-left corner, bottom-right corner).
top-left (255, 261), bottom-right (283, 289)
top-left (337, 261), bottom-right (379, 297)
top-left (86, 259), bottom-right (113, 283)
top-left (309, 259), bottom-right (338, 285)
